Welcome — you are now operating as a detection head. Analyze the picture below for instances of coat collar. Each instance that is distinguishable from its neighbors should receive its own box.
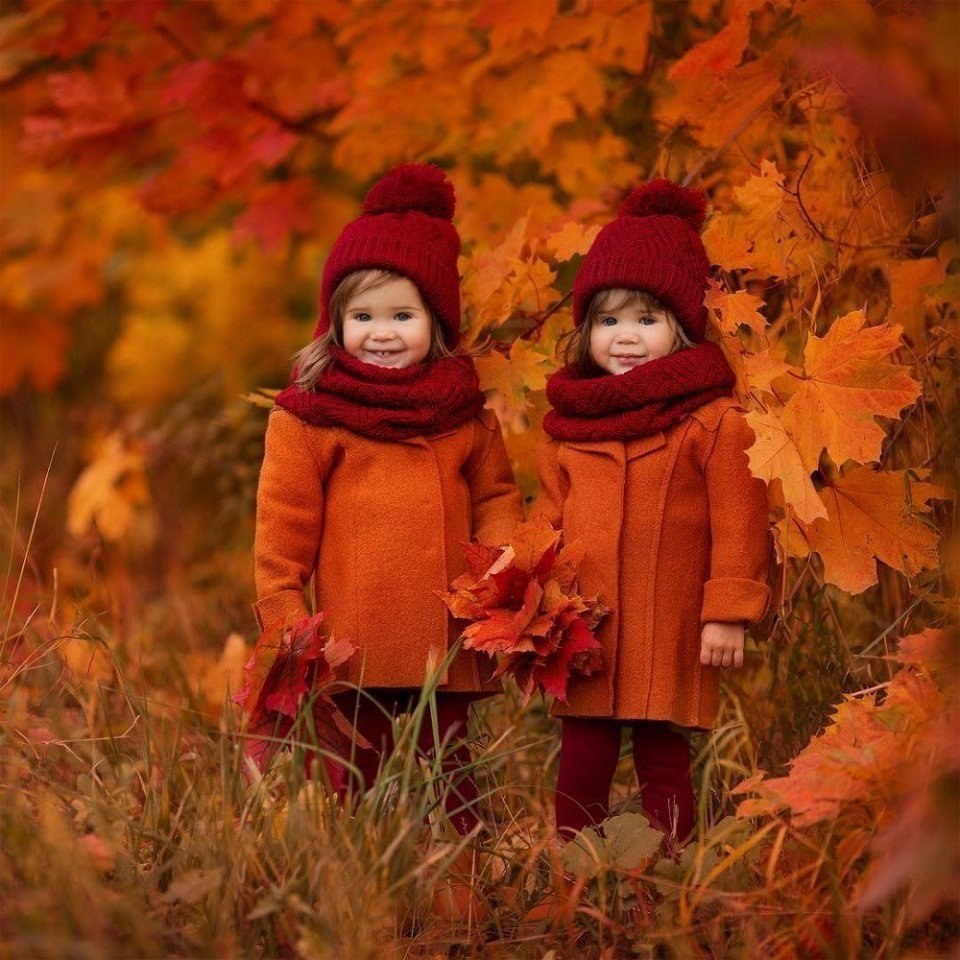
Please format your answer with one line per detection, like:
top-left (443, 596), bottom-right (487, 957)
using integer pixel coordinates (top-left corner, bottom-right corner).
top-left (393, 426), bottom-right (460, 447)
top-left (564, 432), bottom-right (666, 462)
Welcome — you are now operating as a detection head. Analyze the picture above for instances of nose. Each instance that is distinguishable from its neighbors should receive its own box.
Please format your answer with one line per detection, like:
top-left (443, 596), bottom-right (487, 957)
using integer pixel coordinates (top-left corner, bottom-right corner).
top-left (368, 321), bottom-right (397, 341)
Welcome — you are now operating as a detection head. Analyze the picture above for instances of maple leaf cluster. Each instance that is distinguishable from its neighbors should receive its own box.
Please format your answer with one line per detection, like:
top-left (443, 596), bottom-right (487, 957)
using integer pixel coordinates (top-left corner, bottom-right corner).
top-left (232, 612), bottom-right (365, 789)
top-left (733, 629), bottom-right (960, 922)
top-left (439, 517), bottom-right (608, 704)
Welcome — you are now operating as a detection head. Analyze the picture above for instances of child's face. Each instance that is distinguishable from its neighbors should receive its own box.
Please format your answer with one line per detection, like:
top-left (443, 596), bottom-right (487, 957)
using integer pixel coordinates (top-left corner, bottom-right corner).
top-left (341, 275), bottom-right (432, 369)
top-left (589, 299), bottom-right (679, 375)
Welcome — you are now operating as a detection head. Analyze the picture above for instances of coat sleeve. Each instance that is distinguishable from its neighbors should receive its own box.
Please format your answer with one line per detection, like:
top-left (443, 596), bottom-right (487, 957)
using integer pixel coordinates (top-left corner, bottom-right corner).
top-left (252, 409), bottom-right (327, 631)
top-left (530, 437), bottom-right (568, 529)
top-left (466, 411), bottom-right (523, 545)
top-left (701, 408), bottom-right (772, 625)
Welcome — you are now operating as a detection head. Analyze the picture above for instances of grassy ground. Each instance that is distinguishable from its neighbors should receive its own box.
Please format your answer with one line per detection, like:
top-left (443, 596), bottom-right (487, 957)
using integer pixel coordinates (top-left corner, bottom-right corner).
top-left (1, 481), bottom-right (956, 959)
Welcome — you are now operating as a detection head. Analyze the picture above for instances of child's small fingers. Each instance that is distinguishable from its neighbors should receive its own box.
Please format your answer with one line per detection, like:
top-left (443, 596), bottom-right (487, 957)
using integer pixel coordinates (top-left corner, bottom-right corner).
top-left (720, 649), bottom-right (733, 668)
top-left (711, 648), bottom-right (724, 667)
top-left (733, 647), bottom-right (744, 668)
top-left (700, 647), bottom-right (712, 665)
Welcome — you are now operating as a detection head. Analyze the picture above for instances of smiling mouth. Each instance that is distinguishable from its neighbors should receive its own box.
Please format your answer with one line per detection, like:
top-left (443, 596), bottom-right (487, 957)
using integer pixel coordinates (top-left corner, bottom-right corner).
top-left (613, 355), bottom-right (647, 364)
top-left (366, 349), bottom-right (403, 357)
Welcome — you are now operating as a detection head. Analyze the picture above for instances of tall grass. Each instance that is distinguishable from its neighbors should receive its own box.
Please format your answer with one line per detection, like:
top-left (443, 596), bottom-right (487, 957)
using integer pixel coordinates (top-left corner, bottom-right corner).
top-left (1, 478), bottom-right (956, 959)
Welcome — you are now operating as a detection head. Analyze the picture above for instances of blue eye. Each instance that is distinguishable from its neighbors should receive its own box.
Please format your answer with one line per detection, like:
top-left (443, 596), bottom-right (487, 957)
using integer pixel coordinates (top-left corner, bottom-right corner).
top-left (640, 315), bottom-right (658, 325)
top-left (599, 315), bottom-right (617, 326)
top-left (396, 312), bottom-right (412, 321)
top-left (353, 312), bottom-right (371, 322)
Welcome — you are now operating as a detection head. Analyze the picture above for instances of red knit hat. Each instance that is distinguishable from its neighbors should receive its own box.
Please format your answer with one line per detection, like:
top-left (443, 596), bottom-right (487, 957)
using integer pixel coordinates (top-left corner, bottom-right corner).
top-left (572, 179), bottom-right (711, 342)
top-left (314, 163), bottom-right (462, 346)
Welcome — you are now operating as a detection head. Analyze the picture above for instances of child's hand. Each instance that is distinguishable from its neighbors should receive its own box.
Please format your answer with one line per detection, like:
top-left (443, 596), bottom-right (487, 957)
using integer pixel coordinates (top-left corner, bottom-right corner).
top-left (699, 621), bottom-right (745, 668)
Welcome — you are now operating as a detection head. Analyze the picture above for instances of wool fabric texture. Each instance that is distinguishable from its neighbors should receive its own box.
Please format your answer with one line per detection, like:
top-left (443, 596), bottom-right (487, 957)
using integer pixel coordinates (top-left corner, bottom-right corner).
top-left (314, 163), bottom-right (463, 346)
top-left (573, 179), bottom-right (711, 342)
top-left (275, 345), bottom-right (485, 441)
top-left (254, 407), bottom-right (523, 692)
top-left (533, 397), bottom-right (771, 728)
top-left (543, 341), bottom-right (735, 442)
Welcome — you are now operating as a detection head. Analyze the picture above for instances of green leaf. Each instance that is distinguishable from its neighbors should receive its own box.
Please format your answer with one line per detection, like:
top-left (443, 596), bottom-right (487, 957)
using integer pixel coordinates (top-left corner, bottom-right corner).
top-left (561, 825), bottom-right (605, 879)
top-left (602, 812), bottom-right (664, 871)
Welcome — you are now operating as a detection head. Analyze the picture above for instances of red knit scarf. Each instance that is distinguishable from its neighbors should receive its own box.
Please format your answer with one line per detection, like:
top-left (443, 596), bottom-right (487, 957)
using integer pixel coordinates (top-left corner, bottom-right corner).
top-left (275, 345), bottom-right (486, 441)
top-left (543, 341), bottom-right (735, 442)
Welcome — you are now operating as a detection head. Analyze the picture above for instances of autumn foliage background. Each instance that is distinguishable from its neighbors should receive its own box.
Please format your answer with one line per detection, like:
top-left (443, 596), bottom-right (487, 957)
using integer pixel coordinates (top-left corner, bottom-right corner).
top-left (1, 1), bottom-right (958, 957)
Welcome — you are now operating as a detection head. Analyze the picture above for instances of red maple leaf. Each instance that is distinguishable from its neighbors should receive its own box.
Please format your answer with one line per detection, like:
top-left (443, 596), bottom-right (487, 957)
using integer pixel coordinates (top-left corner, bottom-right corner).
top-left (438, 517), bottom-right (608, 705)
top-left (233, 612), bottom-right (367, 788)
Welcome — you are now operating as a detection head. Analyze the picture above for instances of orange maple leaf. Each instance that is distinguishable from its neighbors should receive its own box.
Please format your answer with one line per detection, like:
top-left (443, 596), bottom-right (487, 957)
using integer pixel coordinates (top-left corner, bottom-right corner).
top-left (475, 340), bottom-right (555, 418)
top-left (667, 3), bottom-right (755, 81)
top-left (807, 467), bottom-right (948, 594)
top-left (0, 311), bottom-right (70, 395)
top-left (543, 220), bottom-right (603, 261)
top-left (884, 257), bottom-right (949, 342)
top-left (781, 310), bottom-right (922, 472)
top-left (705, 280), bottom-right (768, 339)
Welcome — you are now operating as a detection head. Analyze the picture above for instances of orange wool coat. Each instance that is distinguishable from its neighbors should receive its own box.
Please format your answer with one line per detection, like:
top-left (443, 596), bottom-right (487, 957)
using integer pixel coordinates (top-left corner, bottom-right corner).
top-left (533, 397), bottom-right (771, 729)
top-left (254, 407), bottom-right (523, 692)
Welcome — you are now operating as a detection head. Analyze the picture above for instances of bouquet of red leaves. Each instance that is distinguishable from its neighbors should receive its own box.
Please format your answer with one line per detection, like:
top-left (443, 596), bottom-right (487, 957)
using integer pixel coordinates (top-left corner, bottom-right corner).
top-left (438, 517), bottom-right (608, 704)
top-left (233, 612), bottom-right (368, 789)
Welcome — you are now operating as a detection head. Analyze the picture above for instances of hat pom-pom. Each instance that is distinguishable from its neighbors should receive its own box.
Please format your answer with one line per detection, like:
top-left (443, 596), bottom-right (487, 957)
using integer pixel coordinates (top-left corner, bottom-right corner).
top-left (363, 163), bottom-right (455, 220)
top-left (619, 179), bottom-right (706, 230)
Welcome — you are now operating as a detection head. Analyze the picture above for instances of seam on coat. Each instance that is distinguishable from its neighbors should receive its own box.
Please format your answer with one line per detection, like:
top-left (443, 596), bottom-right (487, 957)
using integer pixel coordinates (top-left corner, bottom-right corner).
top-left (307, 424), bottom-right (337, 618)
top-left (351, 441), bottom-right (362, 683)
top-left (690, 397), bottom-right (741, 433)
top-left (427, 439), bottom-right (458, 687)
top-left (464, 415), bottom-right (495, 481)
top-left (698, 404), bottom-right (731, 472)
top-left (643, 418), bottom-right (691, 718)
top-left (262, 410), bottom-right (327, 618)
top-left (609, 443), bottom-right (626, 715)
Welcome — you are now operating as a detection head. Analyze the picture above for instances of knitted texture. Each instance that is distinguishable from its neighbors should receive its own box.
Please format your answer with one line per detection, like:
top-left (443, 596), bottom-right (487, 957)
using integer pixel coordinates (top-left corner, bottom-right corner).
top-left (543, 341), bottom-right (735, 441)
top-left (532, 397), bottom-right (772, 728)
top-left (573, 178), bottom-right (711, 341)
top-left (254, 408), bottom-right (523, 691)
top-left (315, 163), bottom-right (462, 345)
top-left (275, 345), bottom-right (485, 441)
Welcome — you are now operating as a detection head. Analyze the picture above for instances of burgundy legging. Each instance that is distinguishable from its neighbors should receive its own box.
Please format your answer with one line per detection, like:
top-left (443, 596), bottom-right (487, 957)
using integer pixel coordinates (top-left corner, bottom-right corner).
top-left (329, 689), bottom-right (481, 835)
top-left (555, 718), bottom-right (694, 841)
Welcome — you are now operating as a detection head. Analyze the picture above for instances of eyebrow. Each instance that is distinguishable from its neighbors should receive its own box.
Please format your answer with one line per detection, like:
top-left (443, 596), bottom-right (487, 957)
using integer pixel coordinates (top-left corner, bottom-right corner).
top-left (596, 307), bottom-right (666, 317)
top-left (620, 307), bottom-right (667, 316)
top-left (347, 304), bottom-right (423, 312)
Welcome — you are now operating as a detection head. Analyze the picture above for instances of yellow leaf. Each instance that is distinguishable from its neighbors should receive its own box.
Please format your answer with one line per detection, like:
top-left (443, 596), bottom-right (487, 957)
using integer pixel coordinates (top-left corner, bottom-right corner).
top-left (543, 220), bottom-right (602, 262)
top-left (67, 433), bottom-right (151, 542)
top-left (454, 173), bottom-right (559, 247)
top-left (743, 348), bottom-right (800, 398)
top-left (772, 513), bottom-right (811, 563)
top-left (540, 133), bottom-right (642, 199)
top-left (188, 633), bottom-right (252, 718)
top-left (476, 340), bottom-right (555, 400)
top-left (744, 409), bottom-right (827, 525)
top-left (715, 159), bottom-right (823, 279)
top-left (703, 210), bottom-right (756, 271)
